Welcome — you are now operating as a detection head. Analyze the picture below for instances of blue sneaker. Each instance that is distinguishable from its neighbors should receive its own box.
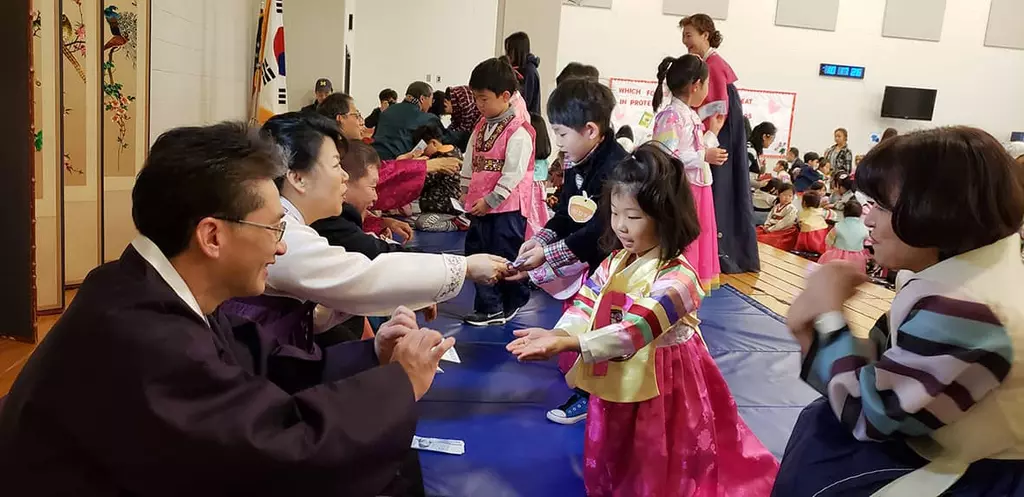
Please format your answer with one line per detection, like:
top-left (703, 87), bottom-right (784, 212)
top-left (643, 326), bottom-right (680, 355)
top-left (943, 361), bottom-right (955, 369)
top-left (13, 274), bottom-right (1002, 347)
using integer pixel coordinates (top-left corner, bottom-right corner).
top-left (546, 392), bottom-right (588, 425)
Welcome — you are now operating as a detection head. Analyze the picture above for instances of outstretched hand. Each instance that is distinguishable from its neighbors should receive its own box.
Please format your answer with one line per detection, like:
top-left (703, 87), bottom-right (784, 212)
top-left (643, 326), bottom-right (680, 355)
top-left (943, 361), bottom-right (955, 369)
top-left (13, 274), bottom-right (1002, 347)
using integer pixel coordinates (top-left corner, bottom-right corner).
top-left (507, 328), bottom-right (576, 361)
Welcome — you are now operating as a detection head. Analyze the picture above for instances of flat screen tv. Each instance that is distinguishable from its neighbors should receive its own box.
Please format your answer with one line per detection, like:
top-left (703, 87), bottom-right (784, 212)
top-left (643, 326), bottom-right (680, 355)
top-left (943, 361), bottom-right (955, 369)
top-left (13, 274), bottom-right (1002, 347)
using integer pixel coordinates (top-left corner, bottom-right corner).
top-left (881, 86), bottom-right (937, 121)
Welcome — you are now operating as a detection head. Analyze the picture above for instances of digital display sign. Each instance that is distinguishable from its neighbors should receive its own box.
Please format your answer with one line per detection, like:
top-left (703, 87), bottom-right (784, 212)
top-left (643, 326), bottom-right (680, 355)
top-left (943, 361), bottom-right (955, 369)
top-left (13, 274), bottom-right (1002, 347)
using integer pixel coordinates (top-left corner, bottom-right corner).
top-left (820, 63), bottom-right (865, 80)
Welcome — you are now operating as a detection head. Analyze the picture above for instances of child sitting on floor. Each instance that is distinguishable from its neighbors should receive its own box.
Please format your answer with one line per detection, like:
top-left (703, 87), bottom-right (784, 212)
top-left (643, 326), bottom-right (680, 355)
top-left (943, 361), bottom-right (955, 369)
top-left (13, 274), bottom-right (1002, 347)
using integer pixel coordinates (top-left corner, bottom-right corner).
top-left (507, 143), bottom-right (779, 496)
top-left (753, 177), bottom-right (783, 226)
top-left (773, 159), bottom-right (792, 183)
top-left (793, 152), bottom-right (823, 192)
top-left (818, 201), bottom-right (870, 272)
top-left (794, 191), bottom-right (836, 254)
top-left (757, 183), bottom-right (800, 251)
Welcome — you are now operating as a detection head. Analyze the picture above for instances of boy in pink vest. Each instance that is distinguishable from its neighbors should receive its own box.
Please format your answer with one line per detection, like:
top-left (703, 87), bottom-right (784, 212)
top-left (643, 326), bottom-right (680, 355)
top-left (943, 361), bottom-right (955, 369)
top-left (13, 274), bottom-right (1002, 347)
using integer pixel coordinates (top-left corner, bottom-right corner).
top-left (461, 58), bottom-right (546, 326)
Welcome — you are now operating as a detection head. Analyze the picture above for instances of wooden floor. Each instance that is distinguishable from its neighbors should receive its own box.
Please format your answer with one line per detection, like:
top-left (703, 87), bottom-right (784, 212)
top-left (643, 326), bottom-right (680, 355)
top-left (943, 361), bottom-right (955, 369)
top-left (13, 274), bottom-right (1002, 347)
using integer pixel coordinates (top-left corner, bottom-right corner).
top-left (0, 245), bottom-right (894, 397)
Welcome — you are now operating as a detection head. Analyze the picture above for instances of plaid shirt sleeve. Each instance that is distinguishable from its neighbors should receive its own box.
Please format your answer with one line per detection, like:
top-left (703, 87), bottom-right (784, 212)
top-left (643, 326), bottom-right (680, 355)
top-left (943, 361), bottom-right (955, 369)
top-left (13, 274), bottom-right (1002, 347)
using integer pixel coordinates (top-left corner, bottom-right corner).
top-left (543, 240), bottom-right (580, 270)
top-left (532, 228), bottom-right (558, 246)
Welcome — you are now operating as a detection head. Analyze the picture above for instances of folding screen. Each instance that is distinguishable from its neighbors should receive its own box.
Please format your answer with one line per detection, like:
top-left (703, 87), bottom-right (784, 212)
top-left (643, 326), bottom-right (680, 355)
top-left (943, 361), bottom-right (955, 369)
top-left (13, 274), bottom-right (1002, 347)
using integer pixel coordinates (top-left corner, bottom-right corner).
top-left (32, 0), bottom-right (66, 313)
top-left (62, 0), bottom-right (103, 285)
top-left (101, 0), bottom-right (150, 261)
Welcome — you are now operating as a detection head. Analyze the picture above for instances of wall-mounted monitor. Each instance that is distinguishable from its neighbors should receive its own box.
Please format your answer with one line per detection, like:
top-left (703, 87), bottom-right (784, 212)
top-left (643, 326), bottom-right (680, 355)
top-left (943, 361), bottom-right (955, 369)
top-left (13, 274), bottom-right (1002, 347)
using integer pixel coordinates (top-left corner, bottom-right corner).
top-left (881, 86), bottom-right (937, 121)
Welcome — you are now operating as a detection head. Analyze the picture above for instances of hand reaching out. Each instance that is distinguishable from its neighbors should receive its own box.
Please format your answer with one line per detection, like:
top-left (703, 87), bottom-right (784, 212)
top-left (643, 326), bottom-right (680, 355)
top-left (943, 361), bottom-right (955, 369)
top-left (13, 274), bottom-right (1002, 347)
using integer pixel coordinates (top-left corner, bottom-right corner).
top-left (381, 218), bottom-right (414, 242)
top-left (426, 157), bottom-right (461, 174)
top-left (506, 328), bottom-right (576, 361)
top-left (466, 254), bottom-right (513, 285)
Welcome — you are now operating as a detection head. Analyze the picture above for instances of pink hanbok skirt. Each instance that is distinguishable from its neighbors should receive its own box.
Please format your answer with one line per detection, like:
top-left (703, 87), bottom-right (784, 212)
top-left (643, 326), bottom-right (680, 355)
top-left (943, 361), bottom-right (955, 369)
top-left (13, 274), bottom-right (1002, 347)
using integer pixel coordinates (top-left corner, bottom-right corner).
top-left (818, 248), bottom-right (870, 273)
top-left (683, 184), bottom-right (721, 291)
top-left (583, 338), bottom-right (779, 496)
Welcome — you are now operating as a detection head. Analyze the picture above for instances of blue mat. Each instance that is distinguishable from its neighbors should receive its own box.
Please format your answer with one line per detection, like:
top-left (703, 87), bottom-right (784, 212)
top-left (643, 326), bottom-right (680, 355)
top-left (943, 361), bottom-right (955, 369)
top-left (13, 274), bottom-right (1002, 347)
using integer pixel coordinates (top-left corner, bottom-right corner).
top-left (407, 230), bottom-right (817, 496)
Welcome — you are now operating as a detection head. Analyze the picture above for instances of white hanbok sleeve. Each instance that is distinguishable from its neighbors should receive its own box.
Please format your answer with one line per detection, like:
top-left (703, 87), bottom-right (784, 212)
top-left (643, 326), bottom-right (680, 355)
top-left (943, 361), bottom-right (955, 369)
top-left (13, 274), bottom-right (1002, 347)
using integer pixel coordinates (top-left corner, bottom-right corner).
top-left (267, 222), bottom-right (466, 317)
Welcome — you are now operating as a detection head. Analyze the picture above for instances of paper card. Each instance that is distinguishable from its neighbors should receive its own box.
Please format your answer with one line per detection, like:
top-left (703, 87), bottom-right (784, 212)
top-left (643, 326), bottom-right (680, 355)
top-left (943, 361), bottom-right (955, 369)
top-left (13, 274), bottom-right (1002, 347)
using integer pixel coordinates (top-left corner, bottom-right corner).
top-left (450, 198), bottom-right (466, 213)
top-left (441, 346), bottom-right (461, 364)
top-left (412, 436), bottom-right (465, 455)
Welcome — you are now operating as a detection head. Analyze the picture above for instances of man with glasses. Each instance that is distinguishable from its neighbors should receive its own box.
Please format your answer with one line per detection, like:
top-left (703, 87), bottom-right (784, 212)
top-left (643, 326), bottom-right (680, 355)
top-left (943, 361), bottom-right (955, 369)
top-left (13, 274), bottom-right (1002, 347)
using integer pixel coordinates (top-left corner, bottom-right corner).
top-left (371, 81), bottom-right (443, 161)
top-left (0, 122), bottom-right (451, 496)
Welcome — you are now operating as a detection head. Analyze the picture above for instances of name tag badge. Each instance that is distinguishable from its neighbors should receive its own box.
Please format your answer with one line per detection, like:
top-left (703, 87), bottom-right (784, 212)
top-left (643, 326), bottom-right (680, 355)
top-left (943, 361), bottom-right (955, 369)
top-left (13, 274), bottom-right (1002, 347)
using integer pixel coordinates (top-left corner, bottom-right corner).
top-left (568, 191), bottom-right (597, 223)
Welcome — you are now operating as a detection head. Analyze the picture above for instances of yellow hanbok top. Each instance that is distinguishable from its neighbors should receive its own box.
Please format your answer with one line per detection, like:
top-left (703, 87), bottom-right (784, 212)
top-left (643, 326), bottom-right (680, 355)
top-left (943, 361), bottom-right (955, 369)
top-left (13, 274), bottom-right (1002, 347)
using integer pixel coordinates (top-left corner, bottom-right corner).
top-left (554, 249), bottom-right (705, 403)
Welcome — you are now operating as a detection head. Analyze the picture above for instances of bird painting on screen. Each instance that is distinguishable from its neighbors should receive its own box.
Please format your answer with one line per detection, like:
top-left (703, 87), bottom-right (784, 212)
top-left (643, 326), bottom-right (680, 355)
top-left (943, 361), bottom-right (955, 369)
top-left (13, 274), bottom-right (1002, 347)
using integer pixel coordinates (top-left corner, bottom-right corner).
top-left (102, 5), bottom-right (138, 80)
top-left (60, 13), bottom-right (87, 82)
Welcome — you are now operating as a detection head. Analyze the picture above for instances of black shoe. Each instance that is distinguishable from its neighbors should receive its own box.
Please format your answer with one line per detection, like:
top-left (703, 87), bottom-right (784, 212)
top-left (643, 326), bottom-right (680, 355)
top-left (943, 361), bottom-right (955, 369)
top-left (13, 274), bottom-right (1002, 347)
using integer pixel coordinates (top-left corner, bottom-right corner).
top-left (504, 306), bottom-right (523, 321)
top-left (463, 311), bottom-right (506, 327)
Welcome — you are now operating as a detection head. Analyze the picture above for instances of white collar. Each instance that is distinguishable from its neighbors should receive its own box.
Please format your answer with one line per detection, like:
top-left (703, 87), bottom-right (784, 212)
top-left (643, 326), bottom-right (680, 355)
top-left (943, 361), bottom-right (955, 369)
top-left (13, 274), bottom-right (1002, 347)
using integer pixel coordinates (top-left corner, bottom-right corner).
top-left (280, 196), bottom-right (306, 225)
top-left (130, 235), bottom-right (209, 326)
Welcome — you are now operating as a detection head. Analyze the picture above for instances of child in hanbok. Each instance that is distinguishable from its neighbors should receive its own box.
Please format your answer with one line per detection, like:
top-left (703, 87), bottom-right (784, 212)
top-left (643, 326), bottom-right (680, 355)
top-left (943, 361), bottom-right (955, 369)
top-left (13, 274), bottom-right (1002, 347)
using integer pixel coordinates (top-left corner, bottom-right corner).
top-left (756, 183), bottom-right (799, 251)
top-left (507, 143), bottom-right (778, 496)
top-left (818, 201), bottom-right (870, 272)
top-left (651, 54), bottom-right (727, 291)
top-left (795, 191), bottom-right (835, 254)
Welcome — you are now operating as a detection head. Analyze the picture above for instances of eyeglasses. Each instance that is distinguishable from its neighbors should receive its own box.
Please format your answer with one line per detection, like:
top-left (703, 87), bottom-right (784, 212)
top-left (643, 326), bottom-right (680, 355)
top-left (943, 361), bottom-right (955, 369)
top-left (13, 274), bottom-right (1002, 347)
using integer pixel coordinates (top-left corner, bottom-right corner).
top-left (345, 111), bottom-right (363, 121)
top-left (216, 218), bottom-right (287, 242)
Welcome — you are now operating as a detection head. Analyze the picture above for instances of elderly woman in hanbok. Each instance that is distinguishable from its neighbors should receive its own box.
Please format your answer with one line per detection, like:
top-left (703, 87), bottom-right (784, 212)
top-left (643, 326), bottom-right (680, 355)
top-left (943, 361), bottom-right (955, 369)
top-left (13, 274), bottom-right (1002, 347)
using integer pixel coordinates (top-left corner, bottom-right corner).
top-left (774, 127), bottom-right (1024, 496)
top-left (222, 112), bottom-right (509, 392)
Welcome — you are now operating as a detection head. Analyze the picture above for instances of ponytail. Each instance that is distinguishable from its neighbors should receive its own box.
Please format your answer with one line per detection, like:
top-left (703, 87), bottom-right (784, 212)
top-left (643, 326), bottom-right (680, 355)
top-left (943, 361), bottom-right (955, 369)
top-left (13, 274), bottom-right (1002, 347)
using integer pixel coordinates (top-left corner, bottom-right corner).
top-left (652, 55), bottom-right (709, 113)
top-left (652, 57), bottom-right (675, 112)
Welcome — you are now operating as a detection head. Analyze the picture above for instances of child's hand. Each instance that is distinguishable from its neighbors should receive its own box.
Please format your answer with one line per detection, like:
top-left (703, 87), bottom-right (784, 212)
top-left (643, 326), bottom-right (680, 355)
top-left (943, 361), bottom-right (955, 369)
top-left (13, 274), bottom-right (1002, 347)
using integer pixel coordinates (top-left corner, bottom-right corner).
top-left (708, 113), bottom-right (726, 135)
top-left (468, 198), bottom-right (491, 216)
top-left (507, 328), bottom-right (575, 361)
top-left (705, 147), bottom-right (729, 166)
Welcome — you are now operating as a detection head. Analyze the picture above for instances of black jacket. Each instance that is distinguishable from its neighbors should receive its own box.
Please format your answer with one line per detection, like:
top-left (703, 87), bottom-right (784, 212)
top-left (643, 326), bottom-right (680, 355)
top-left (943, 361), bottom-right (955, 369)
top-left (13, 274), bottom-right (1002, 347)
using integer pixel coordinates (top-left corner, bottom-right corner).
top-left (519, 54), bottom-right (542, 115)
top-left (545, 133), bottom-right (628, 270)
top-left (310, 203), bottom-right (405, 260)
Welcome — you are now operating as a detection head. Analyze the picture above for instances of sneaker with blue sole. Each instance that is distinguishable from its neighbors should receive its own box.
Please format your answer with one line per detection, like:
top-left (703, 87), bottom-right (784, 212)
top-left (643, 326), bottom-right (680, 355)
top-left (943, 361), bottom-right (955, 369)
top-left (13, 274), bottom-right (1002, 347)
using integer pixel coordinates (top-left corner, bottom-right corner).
top-left (546, 392), bottom-right (588, 425)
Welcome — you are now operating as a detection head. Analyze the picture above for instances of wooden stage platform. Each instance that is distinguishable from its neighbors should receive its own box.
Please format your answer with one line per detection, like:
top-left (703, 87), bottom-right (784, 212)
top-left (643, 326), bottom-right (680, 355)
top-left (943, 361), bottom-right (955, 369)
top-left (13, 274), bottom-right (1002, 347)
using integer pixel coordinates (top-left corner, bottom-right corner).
top-left (0, 244), bottom-right (894, 397)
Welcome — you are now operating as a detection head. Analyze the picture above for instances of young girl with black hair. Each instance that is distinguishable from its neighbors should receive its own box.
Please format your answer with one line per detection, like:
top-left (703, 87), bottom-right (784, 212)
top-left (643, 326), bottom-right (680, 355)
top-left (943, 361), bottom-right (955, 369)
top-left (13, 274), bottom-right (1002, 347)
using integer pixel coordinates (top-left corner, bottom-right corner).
top-left (508, 143), bottom-right (778, 496)
top-left (652, 54), bottom-right (727, 290)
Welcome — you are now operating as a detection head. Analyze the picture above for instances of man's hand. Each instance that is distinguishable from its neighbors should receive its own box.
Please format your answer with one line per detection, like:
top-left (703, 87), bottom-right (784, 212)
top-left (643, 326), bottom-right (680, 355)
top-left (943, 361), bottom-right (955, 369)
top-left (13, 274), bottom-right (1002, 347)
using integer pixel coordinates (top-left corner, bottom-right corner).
top-left (426, 157), bottom-right (461, 174)
top-left (787, 262), bottom-right (868, 352)
top-left (381, 218), bottom-right (414, 242)
top-left (466, 254), bottom-right (512, 285)
top-left (705, 147), bottom-right (729, 166)
top-left (374, 306), bottom-right (419, 364)
top-left (391, 329), bottom-right (454, 400)
top-left (468, 198), bottom-right (491, 217)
